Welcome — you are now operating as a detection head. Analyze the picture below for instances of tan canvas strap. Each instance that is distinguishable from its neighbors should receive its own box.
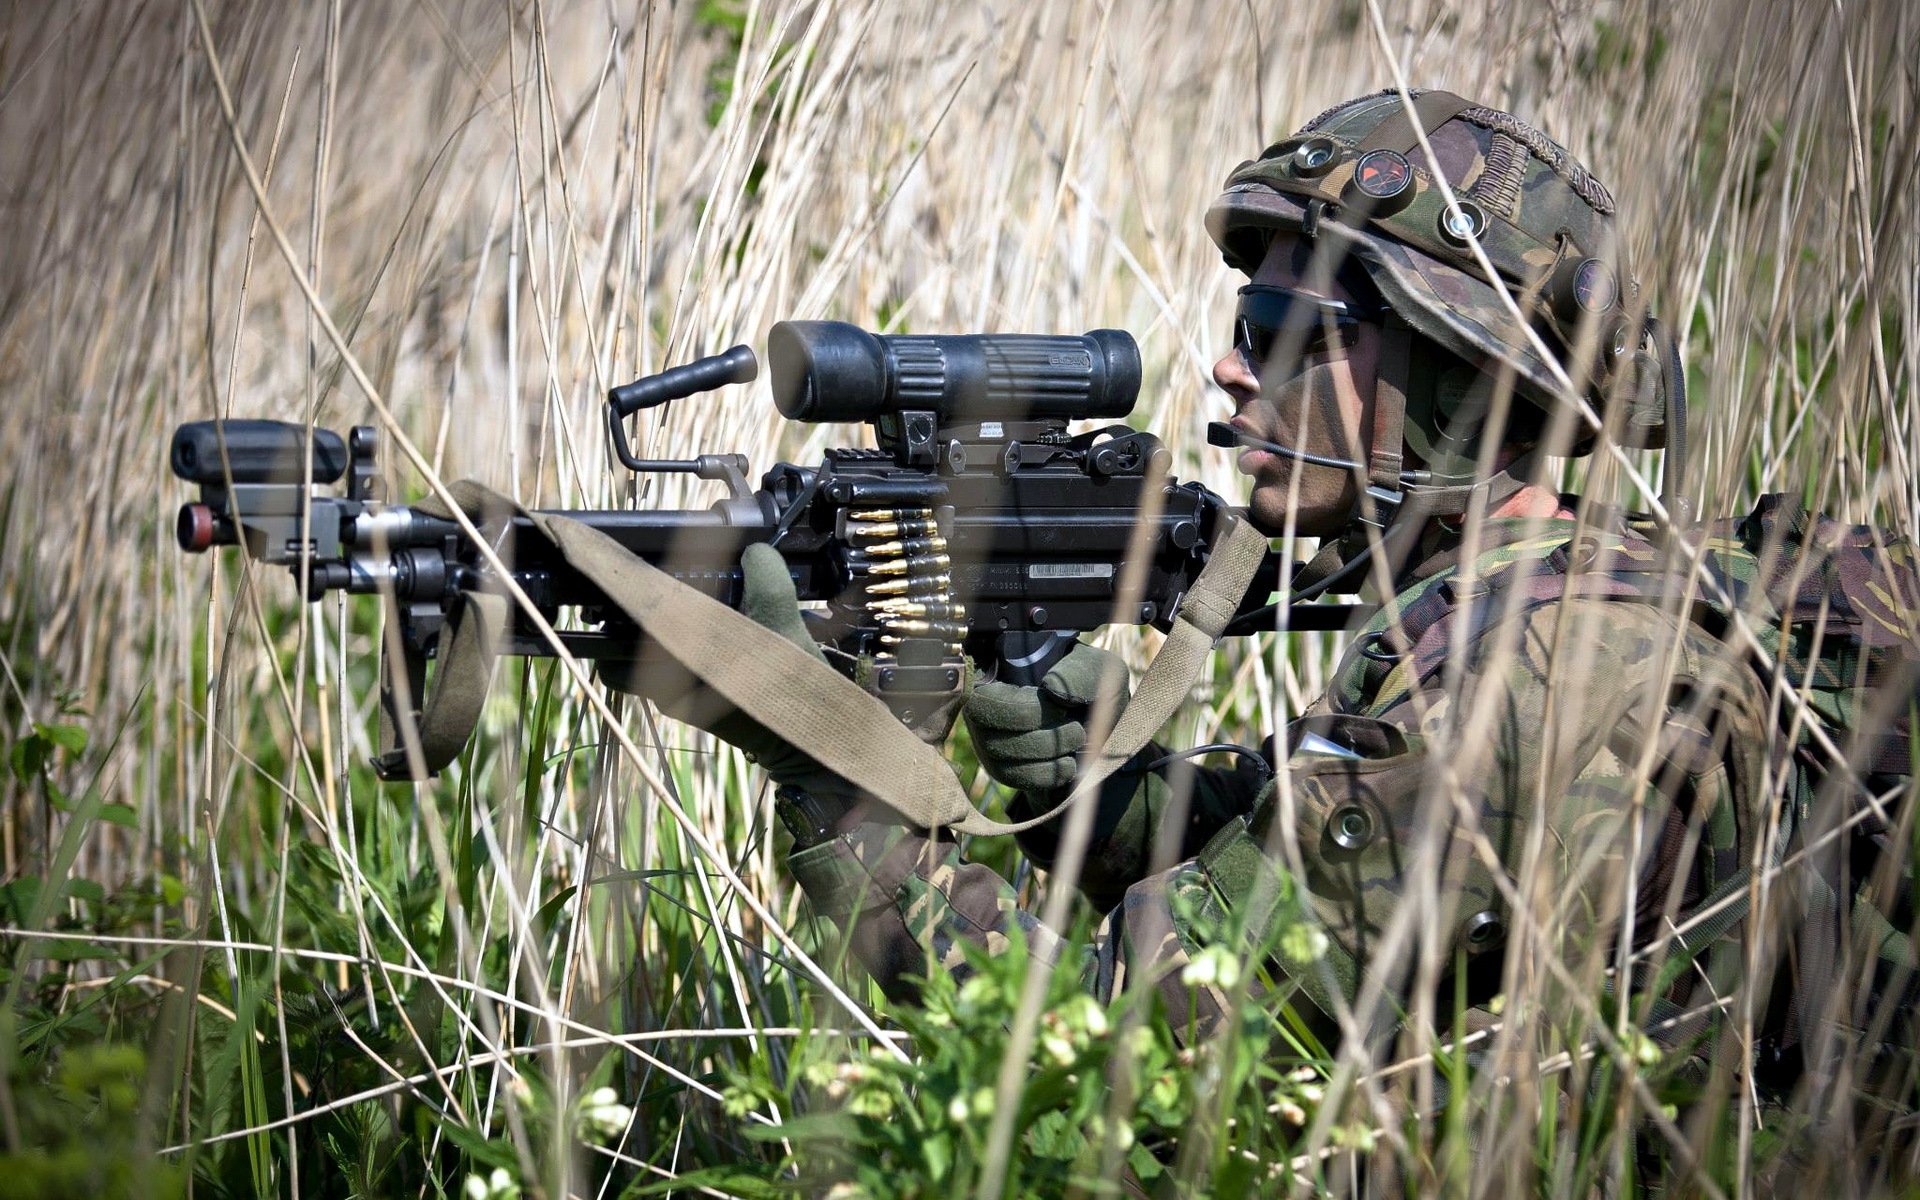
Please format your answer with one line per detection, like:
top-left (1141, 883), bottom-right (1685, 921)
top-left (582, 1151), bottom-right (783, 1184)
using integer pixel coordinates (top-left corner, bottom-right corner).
top-left (374, 586), bottom-right (510, 780)
top-left (392, 484), bottom-right (1268, 838)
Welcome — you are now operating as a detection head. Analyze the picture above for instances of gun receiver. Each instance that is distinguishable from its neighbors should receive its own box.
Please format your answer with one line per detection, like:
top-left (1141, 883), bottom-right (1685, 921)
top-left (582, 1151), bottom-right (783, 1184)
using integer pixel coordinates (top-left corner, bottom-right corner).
top-left (173, 322), bottom-right (1329, 779)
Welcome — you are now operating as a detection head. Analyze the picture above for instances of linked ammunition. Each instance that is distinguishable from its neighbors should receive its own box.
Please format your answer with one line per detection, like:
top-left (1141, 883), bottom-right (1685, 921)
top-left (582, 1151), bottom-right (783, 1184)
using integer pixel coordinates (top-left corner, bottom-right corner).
top-left (847, 508), bottom-right (933, 524)
top-left (849, 535), bottom-right (947, 557)
top-left (864, 573), bottom-right (952, 597)
top-left (862, 553), bottom-right (951, 578)
top-left (848, 520), bottom-right (937, 541)
top-left (877, 618), bottom-right (966, 639)
top-left (880, 635), bottom-right (967, 653)
top-left (870, 600), bottom-right (966, 620)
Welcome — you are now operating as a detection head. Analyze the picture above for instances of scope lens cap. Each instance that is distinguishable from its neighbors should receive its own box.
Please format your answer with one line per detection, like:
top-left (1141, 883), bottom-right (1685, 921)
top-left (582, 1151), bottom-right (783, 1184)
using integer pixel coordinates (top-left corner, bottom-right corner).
top-left (767, 321), bottom-right (889, 423)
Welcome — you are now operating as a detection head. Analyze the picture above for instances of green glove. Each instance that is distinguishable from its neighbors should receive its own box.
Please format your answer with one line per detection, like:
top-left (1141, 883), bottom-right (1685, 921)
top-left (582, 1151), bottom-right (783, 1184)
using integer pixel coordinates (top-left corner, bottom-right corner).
top-left (963, 641), bottom-right (1131, 793)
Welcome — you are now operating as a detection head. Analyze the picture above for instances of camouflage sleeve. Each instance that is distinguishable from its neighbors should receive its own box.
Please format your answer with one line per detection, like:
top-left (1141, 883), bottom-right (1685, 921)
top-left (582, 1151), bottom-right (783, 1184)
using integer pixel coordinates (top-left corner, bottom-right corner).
top-left (786, 815), bottom-right (1073, 1004)
top-left (1090, 597), bottom-right (1773, 1043)
top-left (1003, 743), bottom-right (1271, 912)
top-left (781, 745), bottom-right (1266, 1017)
top-left (1254, 596), bottom-right (1772, 1031)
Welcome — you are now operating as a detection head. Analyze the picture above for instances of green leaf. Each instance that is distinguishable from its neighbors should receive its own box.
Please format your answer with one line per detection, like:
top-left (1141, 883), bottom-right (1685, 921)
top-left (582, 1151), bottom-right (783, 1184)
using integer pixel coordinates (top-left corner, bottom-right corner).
top-left (923, 1129), bottom-right (952, 1181)
top-left (36, 722), bottom-right (88, 756)
top-left (586, 868), bottom-right (691, 887)
top-left (533, 884), bottom-right (578, 933)
top-left (11, 735), bottom-right (47, 784)
top-left (3, 877), bottom-right (43, 921)
top-left (97, 804), bottom-right (139, 829)
top-left (435, 1118), bottom-right (518, 1172)
top-left (62, 878), bottom-right (105, 904)
top-left (629, 1164), bottom-right (788, 1198)
top-left (36, 937), bottom-right (120, 962)
top-left (745, 1111), bottom-right (864, 1144)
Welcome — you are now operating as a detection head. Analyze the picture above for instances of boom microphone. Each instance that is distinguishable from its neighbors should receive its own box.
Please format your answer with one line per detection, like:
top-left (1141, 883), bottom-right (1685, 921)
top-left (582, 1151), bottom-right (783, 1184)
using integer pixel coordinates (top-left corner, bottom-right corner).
top-left (1205, 421), bottom-right (1365, 473)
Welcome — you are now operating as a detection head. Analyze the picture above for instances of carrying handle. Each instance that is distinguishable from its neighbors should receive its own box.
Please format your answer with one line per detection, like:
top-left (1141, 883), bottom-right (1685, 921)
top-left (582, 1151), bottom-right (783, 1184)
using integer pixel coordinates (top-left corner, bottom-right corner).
top-left (606, 345), bottom-right (759, 496)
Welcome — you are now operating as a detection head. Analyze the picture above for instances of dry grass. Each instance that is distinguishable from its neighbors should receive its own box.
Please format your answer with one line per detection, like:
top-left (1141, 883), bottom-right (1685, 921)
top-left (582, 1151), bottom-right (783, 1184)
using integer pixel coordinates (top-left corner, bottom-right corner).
top-left (0, 0), bottom-right (1915, 1195)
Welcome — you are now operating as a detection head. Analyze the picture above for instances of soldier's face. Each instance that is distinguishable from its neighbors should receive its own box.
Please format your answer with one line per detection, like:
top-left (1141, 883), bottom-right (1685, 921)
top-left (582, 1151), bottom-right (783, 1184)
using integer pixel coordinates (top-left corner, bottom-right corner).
top-left (1211, 231), bottom-right (1378, 538)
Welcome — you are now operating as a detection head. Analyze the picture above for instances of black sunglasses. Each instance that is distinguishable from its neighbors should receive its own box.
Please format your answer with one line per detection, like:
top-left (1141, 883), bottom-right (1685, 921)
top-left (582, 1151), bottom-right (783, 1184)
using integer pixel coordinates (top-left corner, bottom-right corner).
top-left (1233, 285), bottom-right (1369, 365)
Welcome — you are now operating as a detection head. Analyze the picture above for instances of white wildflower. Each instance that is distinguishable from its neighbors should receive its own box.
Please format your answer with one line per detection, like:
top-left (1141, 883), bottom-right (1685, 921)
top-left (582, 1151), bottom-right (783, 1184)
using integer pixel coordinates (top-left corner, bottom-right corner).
top-left (1181, 945), bottom-right (1243, 990)
top-left (1041, 1029), bottom-right (1077, 1066)
top-left (1279, 924), bottom-right (1330, 965)
top-left (464, 1168), bottom-right (518, 1200)
top-left (1060, 994), bottom-right (1110, 1040)
top-left (577, 1085), bottom-right (634, 1140)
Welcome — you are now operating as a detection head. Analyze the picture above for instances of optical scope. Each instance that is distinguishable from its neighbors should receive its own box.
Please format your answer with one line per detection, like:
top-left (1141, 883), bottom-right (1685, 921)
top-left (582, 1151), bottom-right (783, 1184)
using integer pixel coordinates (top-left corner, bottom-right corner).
top-left (767, 321), bottom-right (1140, 425)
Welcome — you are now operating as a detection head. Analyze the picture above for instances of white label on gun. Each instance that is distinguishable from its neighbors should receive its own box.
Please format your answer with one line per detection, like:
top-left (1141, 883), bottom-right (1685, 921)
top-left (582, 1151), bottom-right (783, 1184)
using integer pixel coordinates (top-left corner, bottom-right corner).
top-left (1029, 563), bottom-right (1114, 580)
top-left (979, 422), bottom-right (1004, 438)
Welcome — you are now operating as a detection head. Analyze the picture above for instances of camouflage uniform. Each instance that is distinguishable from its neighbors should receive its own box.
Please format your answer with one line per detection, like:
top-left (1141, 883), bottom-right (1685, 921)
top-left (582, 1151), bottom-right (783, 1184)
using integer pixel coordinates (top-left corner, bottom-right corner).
top-left (786, 516), bottom-right (1775, 1047)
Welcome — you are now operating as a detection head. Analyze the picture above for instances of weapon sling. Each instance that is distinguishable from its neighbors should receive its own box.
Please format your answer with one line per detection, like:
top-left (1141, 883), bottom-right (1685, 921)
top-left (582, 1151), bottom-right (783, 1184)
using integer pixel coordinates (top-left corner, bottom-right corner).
top-left (387, 481), bottom-right (1269, 837)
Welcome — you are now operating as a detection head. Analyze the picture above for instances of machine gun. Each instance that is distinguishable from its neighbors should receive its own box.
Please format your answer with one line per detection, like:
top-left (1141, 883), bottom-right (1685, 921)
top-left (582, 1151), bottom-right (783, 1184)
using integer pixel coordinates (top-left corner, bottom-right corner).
top-left (172, 321), bottom-right (1344, 780)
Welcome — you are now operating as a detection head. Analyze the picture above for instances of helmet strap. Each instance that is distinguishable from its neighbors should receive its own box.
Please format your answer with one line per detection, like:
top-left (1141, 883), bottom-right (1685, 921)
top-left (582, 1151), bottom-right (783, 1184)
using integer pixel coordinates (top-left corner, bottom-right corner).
top-left (1293, 320), bottom-right (1540, 600)
top-left (1287, 318), bottom-right (1424, 601)
top-left (1334, 319), bottom-right (1415, 569)
top-left (1644, 315), bottom-right (1692, 529)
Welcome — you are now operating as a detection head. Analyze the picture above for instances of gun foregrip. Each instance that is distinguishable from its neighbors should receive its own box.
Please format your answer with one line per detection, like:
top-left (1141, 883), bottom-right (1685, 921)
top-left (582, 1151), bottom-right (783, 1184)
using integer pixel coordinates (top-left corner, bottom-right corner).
top-left (171, 419), bottom-right (349, 486)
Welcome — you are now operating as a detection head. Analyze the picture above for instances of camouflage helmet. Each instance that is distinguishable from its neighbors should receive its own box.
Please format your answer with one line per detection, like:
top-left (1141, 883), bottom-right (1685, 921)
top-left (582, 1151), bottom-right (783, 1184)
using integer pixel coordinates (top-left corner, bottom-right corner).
top-left (1206, 89), bottom-right (1671, 459)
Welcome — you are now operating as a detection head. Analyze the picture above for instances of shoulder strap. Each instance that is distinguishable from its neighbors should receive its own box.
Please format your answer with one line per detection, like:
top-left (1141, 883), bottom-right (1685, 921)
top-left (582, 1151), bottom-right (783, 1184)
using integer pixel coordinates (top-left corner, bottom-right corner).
top-left (374, 588), bottom-right (511, 780)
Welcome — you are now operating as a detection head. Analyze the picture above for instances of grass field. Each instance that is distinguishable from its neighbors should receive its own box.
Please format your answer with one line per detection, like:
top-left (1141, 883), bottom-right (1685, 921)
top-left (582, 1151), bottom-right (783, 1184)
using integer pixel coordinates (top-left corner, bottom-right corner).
top-left (1, 0), bottom-right (1916, 1195)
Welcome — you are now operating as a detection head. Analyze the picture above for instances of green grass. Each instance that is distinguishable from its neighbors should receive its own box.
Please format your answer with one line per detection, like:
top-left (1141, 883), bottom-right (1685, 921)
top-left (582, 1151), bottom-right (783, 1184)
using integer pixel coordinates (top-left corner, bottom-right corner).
top-left (1, 0), bottom-right (1917, 1196)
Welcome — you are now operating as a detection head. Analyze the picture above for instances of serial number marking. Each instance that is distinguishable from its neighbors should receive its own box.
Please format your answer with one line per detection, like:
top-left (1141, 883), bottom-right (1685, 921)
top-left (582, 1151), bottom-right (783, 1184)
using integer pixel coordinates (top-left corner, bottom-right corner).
top-left (1028, 563), bottom-right (1115, 580)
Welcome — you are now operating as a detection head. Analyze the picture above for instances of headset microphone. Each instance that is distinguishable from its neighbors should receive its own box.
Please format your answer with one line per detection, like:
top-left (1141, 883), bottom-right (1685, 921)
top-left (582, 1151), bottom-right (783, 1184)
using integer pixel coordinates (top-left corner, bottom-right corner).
top-left (1205, 421), bottom-right (1365, 474)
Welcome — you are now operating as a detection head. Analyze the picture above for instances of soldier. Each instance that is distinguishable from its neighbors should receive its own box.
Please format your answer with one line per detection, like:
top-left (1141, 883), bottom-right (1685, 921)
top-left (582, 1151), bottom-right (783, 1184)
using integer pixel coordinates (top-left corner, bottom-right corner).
top-left (691, 89), bottom-right (1909, 1168)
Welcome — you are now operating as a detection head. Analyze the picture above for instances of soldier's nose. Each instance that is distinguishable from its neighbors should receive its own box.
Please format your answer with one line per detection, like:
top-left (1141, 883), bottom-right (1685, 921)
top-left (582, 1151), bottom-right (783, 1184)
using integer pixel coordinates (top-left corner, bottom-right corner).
top-left (1213, 347), bottom-right (1258, 401)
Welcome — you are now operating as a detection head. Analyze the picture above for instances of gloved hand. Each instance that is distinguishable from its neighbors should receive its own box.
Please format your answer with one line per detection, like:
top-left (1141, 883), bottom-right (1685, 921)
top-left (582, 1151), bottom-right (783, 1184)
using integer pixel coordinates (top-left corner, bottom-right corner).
top-left (963, 641), bottom-right (1131, 794)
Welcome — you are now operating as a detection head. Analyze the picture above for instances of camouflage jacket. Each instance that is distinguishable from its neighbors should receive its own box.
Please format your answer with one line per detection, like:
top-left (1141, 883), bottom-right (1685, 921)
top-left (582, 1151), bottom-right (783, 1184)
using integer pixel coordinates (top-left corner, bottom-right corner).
top-left (787, 513), bottom-right (1782, 1048)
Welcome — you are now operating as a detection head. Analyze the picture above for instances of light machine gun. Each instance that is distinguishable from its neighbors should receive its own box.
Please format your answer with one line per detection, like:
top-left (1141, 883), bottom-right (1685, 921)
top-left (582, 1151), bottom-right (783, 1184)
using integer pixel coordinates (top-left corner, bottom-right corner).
top-left (172, 322), bottom-right (1340, 780)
